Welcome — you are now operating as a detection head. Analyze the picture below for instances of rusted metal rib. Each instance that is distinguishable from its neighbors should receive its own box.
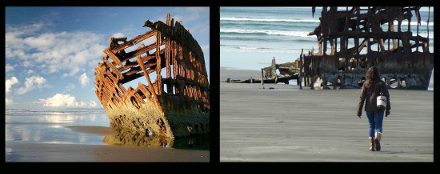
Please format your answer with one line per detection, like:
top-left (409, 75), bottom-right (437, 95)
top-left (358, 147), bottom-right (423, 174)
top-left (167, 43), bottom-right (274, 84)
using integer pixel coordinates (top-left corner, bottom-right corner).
top-left (94, 13), bottom-right (210, 139)
top-left (227, 6), bottom-right (433, 90)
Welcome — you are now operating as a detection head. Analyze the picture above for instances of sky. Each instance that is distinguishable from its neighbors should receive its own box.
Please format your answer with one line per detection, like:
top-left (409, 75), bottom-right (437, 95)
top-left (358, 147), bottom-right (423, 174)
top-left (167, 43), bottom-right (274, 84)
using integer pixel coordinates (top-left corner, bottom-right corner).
top-left (5, 7), bottom-right (210, 110)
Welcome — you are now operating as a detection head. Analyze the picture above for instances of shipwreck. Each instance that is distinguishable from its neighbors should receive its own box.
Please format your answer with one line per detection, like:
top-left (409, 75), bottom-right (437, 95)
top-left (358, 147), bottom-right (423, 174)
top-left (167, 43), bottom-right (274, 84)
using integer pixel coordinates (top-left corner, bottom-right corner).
top-left (229, 6), bottom-right (434, 90)
top-left (94, 13), bottom-right (210, 139)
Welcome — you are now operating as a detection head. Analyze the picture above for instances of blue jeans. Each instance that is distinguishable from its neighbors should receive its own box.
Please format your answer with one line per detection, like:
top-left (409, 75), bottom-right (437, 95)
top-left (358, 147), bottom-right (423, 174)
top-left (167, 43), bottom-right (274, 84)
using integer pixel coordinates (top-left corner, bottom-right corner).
top-left (366, 111), bottom-right (384, 138)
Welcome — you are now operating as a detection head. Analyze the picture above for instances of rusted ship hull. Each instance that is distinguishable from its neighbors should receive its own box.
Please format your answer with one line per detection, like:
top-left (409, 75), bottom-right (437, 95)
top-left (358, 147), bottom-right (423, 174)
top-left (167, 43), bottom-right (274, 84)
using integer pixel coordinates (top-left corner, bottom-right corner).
top-left (303, 6), bottom-right (433, 90)
top-left (233, 6), bottom-right (433, 90)
top-left (94, 13), bottom-right (209, 139)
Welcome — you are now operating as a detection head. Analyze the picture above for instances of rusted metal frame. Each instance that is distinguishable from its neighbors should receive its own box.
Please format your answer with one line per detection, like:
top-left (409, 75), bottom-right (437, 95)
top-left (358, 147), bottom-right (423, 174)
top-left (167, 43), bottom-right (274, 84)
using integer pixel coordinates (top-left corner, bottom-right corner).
top-left (170, 75), bottom-right (209, 92)
top-left (118, 42), bottom-right (159, 65)
top-left (124, 87), bottom-right (144, 109)
top-left (178, 45), bottom-right (185, 97)
top-left (172, 40), bottom-right (179, 80)
top-left (137, 82), bottom-right (152, 99)
top-left (145, 20), bottom-right (205, 70)
top-left (165, 39), bottom-right (172, 77)
top-left (178, 48), bottom-right (208, 79)
top-left (164, 37), bottom-right (173, 94)
top-left (120, 49), bottom-right (165, 73)
top-left (165, 13), bottom-right (174, 95)
top-left (95, 83), bottom-right (107, 105)
top-left (120, 41), bottom-right (158, 63)
top-left (119, 68), bottom-right (156, 85)
top-left (96, 80), bottom-right (112, 109)
top-left (155, 30), bottom-right (163, 96)
top-left (173, 44), bottom-right (182, 95)
top-left (341, 6), bottom-right (418, 55)
top-left (99, 82), bottom-right (117, 108)
top-left (103, 48), bottom-right (124, 68)
top-left (176, 91), bottom-right (209, 110)
top-left (98, 74), bottom-right (121, 106)
top-left (110, 38), bottom-right (133, 54)
top-left (101, 68), bottom-right (118, 88)
top-left (119, 49), bottom-right (164, 85)
top-left (111, 30), bottom-right (157, 54)
top-left (123, 56), bottom-right (158, 77)
top-left (102, 56), bottom-right (123, 80)
top-left (136, 54), bottom-right (159, 106)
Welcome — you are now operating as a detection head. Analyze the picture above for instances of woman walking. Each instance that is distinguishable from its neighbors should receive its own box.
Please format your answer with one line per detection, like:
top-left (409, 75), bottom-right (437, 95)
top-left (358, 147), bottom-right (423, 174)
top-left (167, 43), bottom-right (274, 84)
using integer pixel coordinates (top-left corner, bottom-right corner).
top-left (357, 66), bottom-right (391, 151)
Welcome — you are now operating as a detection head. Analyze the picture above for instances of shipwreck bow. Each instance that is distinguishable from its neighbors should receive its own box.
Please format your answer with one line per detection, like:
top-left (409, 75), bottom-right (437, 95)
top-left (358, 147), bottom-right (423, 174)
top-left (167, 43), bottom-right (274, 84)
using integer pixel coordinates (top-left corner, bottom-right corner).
top-left (94, 13), bottom-right (210, 139)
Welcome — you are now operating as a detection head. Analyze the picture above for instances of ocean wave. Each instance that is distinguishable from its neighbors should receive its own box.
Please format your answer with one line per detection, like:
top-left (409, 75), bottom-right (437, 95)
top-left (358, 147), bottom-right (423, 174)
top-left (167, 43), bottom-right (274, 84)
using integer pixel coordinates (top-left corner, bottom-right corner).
top-left (380, 20), bottom-right (434, 27)
top-left (222, 46), bottom-right (304, 54)
top-left (220, 17), bottom-right (320, 23)
top-left (221, 17), bottom-right (433, 26)
top-left (220, 28), bottom-right (315, 38)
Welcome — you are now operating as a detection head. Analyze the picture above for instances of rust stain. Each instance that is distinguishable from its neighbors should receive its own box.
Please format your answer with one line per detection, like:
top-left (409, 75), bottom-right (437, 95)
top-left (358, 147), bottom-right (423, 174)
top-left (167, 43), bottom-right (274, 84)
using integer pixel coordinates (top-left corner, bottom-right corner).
top-left (94, 13), bottom-right (209, 139)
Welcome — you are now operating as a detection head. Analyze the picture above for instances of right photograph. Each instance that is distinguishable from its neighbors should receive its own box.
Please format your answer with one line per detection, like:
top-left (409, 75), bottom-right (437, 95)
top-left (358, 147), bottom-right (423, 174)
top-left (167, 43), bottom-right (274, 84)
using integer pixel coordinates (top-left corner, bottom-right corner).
top-left (220, 6), bottom-right (434, 162)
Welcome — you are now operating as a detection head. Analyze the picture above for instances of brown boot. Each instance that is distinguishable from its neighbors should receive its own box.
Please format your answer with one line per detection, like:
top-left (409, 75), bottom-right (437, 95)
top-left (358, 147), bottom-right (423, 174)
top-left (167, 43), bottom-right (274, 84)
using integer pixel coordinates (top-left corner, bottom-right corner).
top-left (369, 138), bottom-right (375, 151)
top-left (375, 132), bottom-right (381, 151)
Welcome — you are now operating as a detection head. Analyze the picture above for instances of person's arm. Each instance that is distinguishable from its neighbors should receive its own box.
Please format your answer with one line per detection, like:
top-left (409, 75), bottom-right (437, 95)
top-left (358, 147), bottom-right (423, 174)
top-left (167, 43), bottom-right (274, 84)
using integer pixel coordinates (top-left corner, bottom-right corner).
top-left (357, 83), bottom-right (367, 117)
top-left (383, 82), bottom-right (391, 116)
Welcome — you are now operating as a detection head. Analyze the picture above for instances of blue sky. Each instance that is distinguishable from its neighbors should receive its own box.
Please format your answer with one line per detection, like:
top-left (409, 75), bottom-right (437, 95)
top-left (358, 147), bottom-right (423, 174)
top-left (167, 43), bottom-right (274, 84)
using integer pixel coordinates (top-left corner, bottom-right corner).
top-left (5, 7), bottom-right (210, 110)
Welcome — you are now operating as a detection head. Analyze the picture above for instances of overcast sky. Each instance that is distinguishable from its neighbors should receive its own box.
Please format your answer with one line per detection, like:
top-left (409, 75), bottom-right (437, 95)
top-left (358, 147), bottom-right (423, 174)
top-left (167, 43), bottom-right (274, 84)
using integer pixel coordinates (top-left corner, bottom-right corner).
top-left (5, 6), bottom-right (210, 110)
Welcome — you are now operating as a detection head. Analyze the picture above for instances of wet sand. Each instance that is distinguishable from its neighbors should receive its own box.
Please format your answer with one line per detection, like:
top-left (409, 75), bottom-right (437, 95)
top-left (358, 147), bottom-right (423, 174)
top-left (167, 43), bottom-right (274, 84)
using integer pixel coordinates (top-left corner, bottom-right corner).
top-left (7, 126), bottom-right (209, 162)
top-left (7, 143), bottom-right (209, 162)
top-left (220, 67), bottom-right (261, 82)
top-left (220, 70), bottom-right (434, 162)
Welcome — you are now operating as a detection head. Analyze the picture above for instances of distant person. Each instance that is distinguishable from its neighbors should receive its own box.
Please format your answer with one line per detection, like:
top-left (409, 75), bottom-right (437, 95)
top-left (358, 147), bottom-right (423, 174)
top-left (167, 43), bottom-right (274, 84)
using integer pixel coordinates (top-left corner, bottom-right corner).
top-left (357, 66), bottom-right (391, 151)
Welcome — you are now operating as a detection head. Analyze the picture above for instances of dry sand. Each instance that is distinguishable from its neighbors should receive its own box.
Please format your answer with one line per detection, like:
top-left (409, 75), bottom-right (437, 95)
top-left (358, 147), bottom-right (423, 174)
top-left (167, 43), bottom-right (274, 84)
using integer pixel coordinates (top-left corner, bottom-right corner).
top-left (7, 126), bottom-right (209, 162)
top-left (220, 72), bottom-right (434, 162)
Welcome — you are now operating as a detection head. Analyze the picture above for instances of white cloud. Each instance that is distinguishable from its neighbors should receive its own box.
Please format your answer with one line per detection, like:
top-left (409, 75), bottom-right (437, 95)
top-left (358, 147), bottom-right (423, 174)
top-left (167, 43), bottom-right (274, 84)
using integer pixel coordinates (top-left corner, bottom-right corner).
top-left (5, 98), bottom-right (14, 105)
top-left (22, 60), bottom-right (32, 67)
top-left (5, 23), bottom-right (106, 77)
top-left (23, 69), bottom-right (35, 75)
top-left (65, 83), bottom-right (76, 91)
top-left (78, 72), bottom-right (90, 87)
top-left (89, 101), bottom-right (97, 107)
top-left (39, 93), bottom-right (98, 108)
top-left (16, 75), bottom-right (47, 95)
top-left (172, 7), bottom-right (209, 34)
top-left (5, 76), bottom-right (19, 105)
top-left (112, 32), bottom-right (125, 38)
top-left (5, 64), bottom-right (15, 72)
top-left (6, 76), bottom-right (19, 93)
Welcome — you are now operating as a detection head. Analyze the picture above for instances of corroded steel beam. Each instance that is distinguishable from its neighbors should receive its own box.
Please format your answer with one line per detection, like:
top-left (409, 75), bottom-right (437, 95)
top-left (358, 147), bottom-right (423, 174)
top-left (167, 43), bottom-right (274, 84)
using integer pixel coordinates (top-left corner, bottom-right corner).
top-left (94, 13), bottom-right (210, 139)
top-left (231, 6), bottom-right (433, 90)
top-left (304, 6), bottom-right (433, 90)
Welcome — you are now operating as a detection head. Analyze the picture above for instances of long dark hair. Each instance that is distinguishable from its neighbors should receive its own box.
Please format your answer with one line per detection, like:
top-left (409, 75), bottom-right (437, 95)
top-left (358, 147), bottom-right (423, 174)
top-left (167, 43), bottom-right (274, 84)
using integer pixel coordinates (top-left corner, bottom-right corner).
top-left (365, 66), bottom-right (381, 90)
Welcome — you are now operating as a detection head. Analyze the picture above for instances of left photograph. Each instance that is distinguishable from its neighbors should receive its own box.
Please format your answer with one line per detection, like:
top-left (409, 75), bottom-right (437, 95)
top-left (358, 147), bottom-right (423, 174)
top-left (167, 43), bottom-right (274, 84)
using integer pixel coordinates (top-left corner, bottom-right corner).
top-left (5, 6), bottom-right (210, 162)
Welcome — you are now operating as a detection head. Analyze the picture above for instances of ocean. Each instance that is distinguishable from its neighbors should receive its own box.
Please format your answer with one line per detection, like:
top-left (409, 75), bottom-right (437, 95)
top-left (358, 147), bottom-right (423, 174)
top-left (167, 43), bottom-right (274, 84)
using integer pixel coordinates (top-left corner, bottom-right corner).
top-left (220, 7), bottom-right (434, 68)
top-left (5, 108), bottom-right (209, 161)
top-left (5, 108), bottom-right (110, 146)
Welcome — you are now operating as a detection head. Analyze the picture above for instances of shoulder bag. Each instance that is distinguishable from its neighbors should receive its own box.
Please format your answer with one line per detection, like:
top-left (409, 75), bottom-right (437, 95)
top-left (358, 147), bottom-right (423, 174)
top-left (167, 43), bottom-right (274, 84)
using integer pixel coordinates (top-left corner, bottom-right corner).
top-left (377, 82), bottom-right (387, 111)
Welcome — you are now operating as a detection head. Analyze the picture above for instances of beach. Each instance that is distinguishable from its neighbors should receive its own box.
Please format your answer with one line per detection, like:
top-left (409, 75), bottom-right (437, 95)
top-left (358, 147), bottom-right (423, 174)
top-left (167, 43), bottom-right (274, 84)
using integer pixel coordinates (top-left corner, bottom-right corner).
top-left (5, 109), bottom-right (209, 162)
top-left (220, 70), bottom-right (434, 162)
top-left (7, 139), bottom-right (209, 162)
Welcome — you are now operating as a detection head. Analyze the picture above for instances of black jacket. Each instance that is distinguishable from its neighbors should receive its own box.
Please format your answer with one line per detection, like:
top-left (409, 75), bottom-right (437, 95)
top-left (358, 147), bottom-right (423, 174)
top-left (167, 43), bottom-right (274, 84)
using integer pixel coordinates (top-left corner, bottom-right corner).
top-left (357, 80), bottom-right (391, 116)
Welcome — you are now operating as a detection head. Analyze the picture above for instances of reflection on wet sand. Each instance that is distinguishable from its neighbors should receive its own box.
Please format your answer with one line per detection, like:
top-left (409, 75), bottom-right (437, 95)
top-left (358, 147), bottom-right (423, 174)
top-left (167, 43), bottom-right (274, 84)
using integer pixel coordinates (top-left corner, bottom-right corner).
top-left (102, 127), bottom-right (209, 150)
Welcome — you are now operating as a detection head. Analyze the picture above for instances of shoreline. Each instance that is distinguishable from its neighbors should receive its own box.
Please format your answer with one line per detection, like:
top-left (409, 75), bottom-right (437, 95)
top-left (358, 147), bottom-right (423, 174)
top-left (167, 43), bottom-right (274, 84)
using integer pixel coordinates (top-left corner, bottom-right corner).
top-left (6, 142), bottom-right (209, 162)
top-left (6, 126), bottom-right (209, 162)
top-left (220, 66), bottom-right (434, 90)
top-left (220, 67), bottom-right (261, 82)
